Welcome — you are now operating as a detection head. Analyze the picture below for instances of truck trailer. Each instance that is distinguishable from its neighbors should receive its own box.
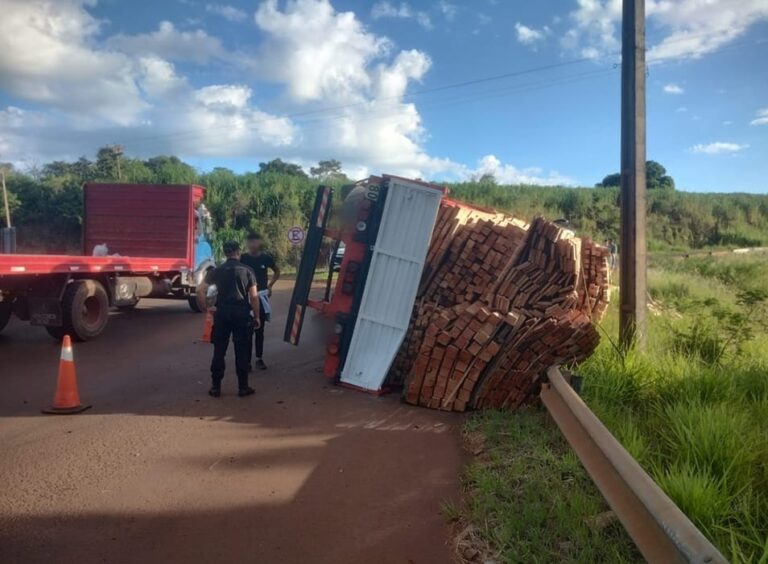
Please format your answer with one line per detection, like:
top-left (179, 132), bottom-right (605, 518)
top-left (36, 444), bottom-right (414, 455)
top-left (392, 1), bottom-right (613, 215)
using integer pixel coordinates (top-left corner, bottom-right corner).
top-left (0, 183), bottom-right (215, 341)
top-left (285, 175), bottom-right (612, 408)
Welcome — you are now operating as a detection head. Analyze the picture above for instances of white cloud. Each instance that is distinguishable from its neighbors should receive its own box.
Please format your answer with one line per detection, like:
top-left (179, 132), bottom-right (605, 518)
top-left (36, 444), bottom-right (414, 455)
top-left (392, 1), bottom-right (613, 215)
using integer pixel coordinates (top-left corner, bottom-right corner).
top-left (750, 108), bottom-right (768, 126)
top-left (371, 1), bottom-right (433, 30)
top-left (254, 0), bottom-right (392, 103)
top-left (563, 0), bottom-right (768, 61)
top-left (676, 106), bottom-right (688, 113)
top-left (138, 56), bottom-right (188, 99)
top-left (437, 1), bottom-right (458, 20)
top-left (663, 83), bottom-right (684, 94)
top-left (467, 155), bottom-right (574, 185)
top-left (0, 0), bottom-right (576, 185)
top-left (515, 22), bottom-right (550, 45)
top-left (249, 0), bottom-right (449, 177)
top-left (690, 142), bottom-right (749, 155)
top-left (0, 0), bottom-right (146, 125)
top-left (205, 3), bottom-right (248, 22)
top-left (560, 0), bottom-right (621, 59)
top-left (108, 21), bottom-right (226, 63)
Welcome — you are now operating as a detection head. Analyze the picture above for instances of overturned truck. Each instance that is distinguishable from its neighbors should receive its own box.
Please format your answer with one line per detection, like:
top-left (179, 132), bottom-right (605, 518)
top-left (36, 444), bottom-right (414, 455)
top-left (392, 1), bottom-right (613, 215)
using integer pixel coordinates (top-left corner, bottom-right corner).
top-left (285, 175), bottom-right (610, 411)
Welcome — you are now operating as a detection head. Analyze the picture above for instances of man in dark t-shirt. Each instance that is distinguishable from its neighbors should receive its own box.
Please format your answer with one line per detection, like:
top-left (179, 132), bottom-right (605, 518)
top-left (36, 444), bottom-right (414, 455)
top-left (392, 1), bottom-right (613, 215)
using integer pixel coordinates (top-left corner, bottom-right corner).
top-left (202, 240), bottom-right (260, 397)
top-left (240, 232), bottom-right (281, 370)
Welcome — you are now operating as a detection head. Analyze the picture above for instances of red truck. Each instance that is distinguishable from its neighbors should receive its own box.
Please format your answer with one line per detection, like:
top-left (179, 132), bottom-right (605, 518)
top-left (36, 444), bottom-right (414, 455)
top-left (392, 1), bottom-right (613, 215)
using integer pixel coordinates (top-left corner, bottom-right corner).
top-left (0, 183), bottom-right (216, 341)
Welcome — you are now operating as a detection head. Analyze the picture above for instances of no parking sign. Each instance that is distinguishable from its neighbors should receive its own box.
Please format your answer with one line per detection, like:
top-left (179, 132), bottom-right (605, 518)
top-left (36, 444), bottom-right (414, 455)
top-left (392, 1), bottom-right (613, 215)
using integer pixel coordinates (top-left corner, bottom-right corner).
top-left (287, 226), bottom-right (305, 246)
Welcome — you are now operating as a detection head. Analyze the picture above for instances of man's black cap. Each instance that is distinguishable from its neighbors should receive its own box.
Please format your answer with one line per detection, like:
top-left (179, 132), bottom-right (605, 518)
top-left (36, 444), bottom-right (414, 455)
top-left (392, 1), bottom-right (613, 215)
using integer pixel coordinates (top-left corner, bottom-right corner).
top-left (223, 240), bottom-right (240, 255)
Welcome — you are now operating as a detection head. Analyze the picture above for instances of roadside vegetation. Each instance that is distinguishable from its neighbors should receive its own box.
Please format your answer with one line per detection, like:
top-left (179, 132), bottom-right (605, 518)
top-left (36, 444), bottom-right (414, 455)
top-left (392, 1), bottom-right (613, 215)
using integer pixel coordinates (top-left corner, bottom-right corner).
top-left (4, 149), bottom-right (768, 264)
top-left (456, 409), bottom-right (640, 562)
top-left (459, 254), bottom-right (768, 562)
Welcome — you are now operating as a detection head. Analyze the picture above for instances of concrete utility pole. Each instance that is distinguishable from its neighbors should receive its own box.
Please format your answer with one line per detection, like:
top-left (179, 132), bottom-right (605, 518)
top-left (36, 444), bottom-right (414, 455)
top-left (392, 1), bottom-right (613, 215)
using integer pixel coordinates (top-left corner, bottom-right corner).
top-left (112, 145), bottom-right (124, 181)
top-left (1, 170), bottom-right (10, 228)
top-left (619, 0), bottom-right (647, 349)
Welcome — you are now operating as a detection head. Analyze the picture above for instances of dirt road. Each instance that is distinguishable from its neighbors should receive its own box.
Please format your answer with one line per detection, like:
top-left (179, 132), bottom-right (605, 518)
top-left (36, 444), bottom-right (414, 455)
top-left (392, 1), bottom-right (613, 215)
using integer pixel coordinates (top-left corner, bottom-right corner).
top-left (0, 281), bottom-right (463, 564)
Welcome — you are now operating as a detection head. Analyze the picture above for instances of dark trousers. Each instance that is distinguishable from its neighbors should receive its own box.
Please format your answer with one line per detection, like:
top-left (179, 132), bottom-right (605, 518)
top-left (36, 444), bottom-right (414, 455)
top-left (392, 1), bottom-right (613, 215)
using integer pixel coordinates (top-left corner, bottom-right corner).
top-left (251, 307), bottom-right (267, 362)
top-left (210, 306), bottom-right (252, 389)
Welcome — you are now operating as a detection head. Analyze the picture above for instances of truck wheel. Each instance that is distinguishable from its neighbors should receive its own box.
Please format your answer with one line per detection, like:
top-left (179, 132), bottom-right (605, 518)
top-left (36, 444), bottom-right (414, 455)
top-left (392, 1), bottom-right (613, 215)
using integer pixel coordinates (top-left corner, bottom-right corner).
top-left (62, 280), bottom-right (110, 341)
top-left (117, 298), bottom-right (140, 310)
top-left (187, 292), bottom-right (208, 313)
top-left (45, 325), bottom-right (67, 340)
top-left (0, 304), bottom-right (11, 334)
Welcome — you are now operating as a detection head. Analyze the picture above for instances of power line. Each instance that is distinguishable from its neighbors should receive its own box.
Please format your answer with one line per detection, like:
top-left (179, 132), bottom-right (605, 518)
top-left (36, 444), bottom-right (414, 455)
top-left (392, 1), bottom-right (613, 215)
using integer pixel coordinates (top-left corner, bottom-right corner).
top-left (114, 57), bottom-right (598, 145)
top-left (101, 34), bottom-right (766, 153)
top-left (123, 67), bottom-right (620, 153)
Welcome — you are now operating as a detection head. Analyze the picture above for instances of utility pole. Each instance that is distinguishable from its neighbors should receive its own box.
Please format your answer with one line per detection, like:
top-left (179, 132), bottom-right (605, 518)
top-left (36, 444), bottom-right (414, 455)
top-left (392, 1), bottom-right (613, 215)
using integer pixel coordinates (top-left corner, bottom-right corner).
top-left (619, 0), bottom-right (647, 350)
top-left (112, 145), bottom-right (124, 181)
top-left (1, 169), bottom-right (10, 228)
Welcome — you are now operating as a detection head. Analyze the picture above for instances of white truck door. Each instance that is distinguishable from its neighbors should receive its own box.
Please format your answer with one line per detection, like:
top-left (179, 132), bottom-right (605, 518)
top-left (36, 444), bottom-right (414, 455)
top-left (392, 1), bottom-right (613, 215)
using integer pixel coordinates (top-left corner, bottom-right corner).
top-left (340, 177), bottom-right (444, 392)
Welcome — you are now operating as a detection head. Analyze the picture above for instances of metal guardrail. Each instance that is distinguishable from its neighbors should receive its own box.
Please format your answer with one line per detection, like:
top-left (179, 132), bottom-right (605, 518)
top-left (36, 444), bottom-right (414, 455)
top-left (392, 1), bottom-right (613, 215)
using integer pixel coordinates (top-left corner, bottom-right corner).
top-left (540, 366), bottom-right (728, 564)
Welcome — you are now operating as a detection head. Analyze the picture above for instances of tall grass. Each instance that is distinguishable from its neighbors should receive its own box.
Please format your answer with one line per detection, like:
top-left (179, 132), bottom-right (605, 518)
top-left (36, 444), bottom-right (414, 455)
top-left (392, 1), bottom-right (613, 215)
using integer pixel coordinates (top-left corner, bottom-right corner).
top-left (581, 257), bottom-right (768, 562)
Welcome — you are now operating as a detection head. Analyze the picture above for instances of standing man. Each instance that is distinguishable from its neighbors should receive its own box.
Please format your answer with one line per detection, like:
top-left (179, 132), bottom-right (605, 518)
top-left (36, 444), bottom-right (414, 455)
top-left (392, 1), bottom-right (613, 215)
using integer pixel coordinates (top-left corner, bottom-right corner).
top-left (203, 241), bottom-right (260, 397)
top-left (240, 232), bottom-right (281, 370)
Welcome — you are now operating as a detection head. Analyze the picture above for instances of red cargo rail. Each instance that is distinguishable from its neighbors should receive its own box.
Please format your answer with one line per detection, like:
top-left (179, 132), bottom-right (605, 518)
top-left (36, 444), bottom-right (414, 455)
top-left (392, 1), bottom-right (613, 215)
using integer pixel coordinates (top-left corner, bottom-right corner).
top-left (0, 183), bottom-right (213, 341)
top-left (0, 255), bottom-right (190, 276)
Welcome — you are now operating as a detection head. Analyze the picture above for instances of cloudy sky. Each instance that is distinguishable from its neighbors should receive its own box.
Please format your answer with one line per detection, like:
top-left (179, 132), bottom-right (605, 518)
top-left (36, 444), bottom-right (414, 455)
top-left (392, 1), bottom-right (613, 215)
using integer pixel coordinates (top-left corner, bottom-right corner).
top-left (0, 0), bottom-right (766, 192)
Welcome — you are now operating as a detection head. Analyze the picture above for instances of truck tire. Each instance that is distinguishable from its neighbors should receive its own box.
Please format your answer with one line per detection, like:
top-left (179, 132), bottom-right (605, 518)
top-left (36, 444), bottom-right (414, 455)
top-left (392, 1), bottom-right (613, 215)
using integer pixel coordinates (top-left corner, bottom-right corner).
top-left (0, 304), bottom-right (11, 334)
top-left (117, 298), bottom-right (140, 310)
top-left (45, 325), bottom-right (67, 340)
top-left (60, 280), bottom-right (110, 341)
top-left (188, 295), bottom-right (202, 313)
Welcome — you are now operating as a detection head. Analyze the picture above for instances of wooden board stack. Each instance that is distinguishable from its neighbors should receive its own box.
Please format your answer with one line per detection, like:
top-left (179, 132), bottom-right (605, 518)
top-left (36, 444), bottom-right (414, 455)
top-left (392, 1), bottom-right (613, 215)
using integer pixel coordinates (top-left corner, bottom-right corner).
top-left (389, 200), bottom-right (610, 412)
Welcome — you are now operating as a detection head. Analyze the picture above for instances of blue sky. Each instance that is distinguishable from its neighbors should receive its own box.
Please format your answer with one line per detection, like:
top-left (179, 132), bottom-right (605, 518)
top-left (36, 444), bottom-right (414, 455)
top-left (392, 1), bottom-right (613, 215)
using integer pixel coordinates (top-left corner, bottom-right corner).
top-left (0, 0), bottom-right (766, 192)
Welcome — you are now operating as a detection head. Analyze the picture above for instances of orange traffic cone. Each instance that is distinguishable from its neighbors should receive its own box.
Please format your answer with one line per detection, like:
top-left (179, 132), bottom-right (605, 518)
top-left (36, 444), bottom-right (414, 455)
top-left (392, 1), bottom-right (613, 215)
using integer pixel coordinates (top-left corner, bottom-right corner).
top-left (202, 309), bottom-right (213, 343)
top-left (42, 335), bottom-right (92, 415)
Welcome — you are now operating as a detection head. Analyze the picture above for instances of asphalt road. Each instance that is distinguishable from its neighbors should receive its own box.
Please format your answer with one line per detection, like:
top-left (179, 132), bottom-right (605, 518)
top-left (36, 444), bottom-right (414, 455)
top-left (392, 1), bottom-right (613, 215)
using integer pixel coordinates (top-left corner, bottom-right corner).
top-left (0, 281), bottom-right (463, 564)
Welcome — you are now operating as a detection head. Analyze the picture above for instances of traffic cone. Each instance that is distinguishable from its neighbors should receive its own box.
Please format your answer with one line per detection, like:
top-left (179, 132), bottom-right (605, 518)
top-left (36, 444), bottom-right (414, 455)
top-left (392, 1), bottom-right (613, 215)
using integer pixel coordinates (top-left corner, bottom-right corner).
top-left (202, 309), bottom-right (213, 343)
top-left (42, 335), bottom-right (92, 415)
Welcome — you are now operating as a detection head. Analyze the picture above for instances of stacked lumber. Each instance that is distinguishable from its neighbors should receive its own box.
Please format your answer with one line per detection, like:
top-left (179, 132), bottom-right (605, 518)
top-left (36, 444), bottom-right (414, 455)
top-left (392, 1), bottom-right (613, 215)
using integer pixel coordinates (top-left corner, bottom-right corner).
top-left (390, 201), bottom-right (610, 412)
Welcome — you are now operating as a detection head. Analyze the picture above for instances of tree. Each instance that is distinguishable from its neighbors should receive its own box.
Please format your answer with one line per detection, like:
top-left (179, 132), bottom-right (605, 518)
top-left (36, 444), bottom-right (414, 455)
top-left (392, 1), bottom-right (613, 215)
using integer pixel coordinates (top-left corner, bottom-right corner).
top-left (258, 158), bottom-right (307, 177)
top-left (310, 159), bottom-right (345, 181)
top-left (646, 160), bottom-right (675, 191)
top-left (477, 173), bottom-right (497, 185)
top-left (596, 172), bottom-right (621, 188)
top-left (95, 146), bottom-right (123, 180)
top-left (596, 161), bottom-right (675, 190)
top-left (71, 157), bottom-right (95, 182)
top-left (144, 155), bottom-right (197, 184)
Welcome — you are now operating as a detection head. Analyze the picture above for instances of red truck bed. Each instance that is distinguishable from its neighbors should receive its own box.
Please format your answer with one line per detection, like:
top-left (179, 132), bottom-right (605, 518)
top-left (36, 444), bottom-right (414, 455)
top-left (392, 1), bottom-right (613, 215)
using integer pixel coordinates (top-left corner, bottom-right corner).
top-left (0, 183), bottom-right (204, 277)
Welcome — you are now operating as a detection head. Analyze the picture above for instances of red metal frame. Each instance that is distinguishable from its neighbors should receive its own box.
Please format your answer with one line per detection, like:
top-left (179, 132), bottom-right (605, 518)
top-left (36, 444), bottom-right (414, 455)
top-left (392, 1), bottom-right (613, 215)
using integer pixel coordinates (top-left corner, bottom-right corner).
top-left (1, 183), bottom-right (205, 278)
top-left (0, 255), bottom-right (191, 276)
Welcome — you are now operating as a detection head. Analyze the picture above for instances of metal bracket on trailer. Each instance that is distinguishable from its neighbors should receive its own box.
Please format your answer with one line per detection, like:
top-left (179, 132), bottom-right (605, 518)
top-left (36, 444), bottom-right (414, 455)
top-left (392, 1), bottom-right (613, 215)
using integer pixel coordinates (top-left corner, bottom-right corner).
top-left (284, 185), bottom-right (333, 346)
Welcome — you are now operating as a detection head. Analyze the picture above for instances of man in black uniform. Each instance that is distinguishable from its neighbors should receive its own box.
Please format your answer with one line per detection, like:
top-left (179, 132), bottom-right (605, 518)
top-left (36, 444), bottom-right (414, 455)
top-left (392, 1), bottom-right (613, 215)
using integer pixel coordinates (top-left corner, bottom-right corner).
top-left (203, 241), bottom-right (260, 397)
top-left (240, 232), bottom-right (280, 370)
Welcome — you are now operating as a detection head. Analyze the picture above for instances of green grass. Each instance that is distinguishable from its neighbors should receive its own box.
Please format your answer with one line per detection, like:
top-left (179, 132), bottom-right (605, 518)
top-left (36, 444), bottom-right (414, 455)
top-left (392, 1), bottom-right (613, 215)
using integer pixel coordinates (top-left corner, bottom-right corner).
top-left (656, 254), bottom-right (768, 295)
top-left (460, 254), bottom-right (768, 563)
top-left (581, 256), bottom-right (768, 562)
top-left (459, 410), bottom-right (640, 563)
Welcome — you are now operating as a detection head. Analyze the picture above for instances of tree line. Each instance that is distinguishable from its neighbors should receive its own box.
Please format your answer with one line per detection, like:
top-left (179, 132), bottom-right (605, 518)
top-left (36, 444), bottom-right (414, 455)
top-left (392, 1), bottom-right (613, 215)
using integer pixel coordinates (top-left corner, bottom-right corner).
top-left (2, 148), bottom-right (766, 264)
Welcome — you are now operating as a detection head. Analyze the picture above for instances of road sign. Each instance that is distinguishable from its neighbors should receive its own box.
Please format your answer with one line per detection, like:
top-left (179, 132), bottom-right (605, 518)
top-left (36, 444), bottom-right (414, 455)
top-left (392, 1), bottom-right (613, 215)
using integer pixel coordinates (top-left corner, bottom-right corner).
top-left (287, 226), bottom-right (305, 246)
